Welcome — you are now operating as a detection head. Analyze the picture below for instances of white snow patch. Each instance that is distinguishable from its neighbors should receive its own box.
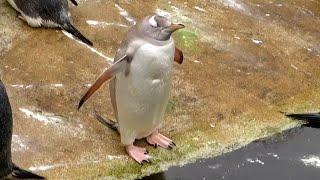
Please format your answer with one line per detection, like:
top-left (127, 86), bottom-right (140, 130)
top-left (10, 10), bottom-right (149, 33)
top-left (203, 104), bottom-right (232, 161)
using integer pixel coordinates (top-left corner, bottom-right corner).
top-left (252, 39), bottom-right (263, 45)
top-left (234, 35), bottom-right (241, 40)
top-left (191, 59), bottom-right (202, 64)
top-left (25, 85), bottom-right (33, 89)
top-left (11, 84), bottom-right (25, 88)
top-left (246, 158), bottom-right (265, 165)
top-left (11, 84), bottom-right (34, 89)
top-left (222, 0), bottom-right (249, 13)
top-left (12, 135), bottom-right (29, 152)
top-left (62, 31), bottom-right (113, 64)
top-left (51, 84), bottom-right (63, 87)
top-left (19, 108), bottom-right (62, 125)
top-left (291, 64), bottom-right (298, 70)
top-left (155, 8), bottom-right (171, 18)
top-left (29, 164), bottom-right (65, 171)
top-left (86, 20), bottom-right (128, 28)
top-left (194, 6), bottom-right (207, 12)
top-left (10, 84), bottom-right (64, 89)
top-left (107, 155), bottom-right (122, 160)
top-left (19, 107), bottom-right (86, 137)
top-left (301, 155), bottom-right (320, 168)
top-left (115, 4), bottom-right (136, 25)
top-left (152, 79), bottom-right (161, 84)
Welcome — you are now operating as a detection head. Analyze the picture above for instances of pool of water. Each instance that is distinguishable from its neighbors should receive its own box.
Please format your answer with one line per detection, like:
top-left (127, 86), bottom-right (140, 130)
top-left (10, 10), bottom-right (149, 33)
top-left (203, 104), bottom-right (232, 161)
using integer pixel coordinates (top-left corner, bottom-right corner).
top-left (145, 123), bottom-right (320, 180)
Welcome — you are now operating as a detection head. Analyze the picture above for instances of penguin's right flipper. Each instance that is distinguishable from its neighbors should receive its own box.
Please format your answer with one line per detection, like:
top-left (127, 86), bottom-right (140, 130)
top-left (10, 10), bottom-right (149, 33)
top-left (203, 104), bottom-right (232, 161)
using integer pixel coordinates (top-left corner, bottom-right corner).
top-left (78, 55), bottom-right (128, 109)
top-left (95, 114), bottom-right (119, 133)
top-left (285, 112), bottom-right (320, 122)
top-left (69, 0), bottom-right (78, 6)
top-left (62, 23), bottom-right (93, 46)
top-left (12, 164), bottom-right (45, 179)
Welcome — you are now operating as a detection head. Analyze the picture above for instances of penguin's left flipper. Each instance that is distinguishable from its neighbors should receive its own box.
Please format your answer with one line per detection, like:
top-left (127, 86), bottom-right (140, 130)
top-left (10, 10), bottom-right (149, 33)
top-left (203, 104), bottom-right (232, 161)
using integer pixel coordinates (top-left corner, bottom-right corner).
top-left (174, 47), bottom-right (183, 64)
top-left (69, 0), bottom-right (78, 6)
top-left (285, 112), bottom-right (320, 122)
top-left (11, 164), bottom-right (45, 179)
top-left (78, 55), bottom-right (129, 109)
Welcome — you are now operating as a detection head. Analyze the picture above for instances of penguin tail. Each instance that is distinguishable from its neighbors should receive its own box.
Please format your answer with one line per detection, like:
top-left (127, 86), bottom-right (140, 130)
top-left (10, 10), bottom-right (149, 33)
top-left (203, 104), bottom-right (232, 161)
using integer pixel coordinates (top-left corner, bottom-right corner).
top-left (95, 114), bottom-right (119, 133)
top-left (285, 112), bottom-right (320, 122)
top-left (12, 164), bottom-right (45, 179)
top-left (62, 23), bottom-right (93, 46)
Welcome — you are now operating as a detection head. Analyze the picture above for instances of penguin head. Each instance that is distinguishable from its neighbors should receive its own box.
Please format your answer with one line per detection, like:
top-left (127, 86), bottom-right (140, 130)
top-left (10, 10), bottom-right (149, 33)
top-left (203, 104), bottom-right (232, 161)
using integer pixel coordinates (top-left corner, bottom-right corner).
top-left (140, 15), bottom-right (185, 41)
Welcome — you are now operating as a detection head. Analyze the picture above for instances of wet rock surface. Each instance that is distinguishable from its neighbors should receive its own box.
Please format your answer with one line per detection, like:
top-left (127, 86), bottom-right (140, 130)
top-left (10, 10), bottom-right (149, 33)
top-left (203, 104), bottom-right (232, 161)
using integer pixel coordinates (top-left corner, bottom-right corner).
top-left (145, 124), bottom-right (320, 180)
top-left (0, 0), bottom-right (319, 179)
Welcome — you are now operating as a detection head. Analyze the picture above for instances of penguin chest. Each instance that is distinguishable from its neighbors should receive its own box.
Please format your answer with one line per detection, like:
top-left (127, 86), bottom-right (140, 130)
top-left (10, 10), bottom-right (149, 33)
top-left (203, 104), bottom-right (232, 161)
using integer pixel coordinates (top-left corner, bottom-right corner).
top-left (115, 41), bottom-right (175, 138)
top-left (130, 42), bottom-right (175, 98)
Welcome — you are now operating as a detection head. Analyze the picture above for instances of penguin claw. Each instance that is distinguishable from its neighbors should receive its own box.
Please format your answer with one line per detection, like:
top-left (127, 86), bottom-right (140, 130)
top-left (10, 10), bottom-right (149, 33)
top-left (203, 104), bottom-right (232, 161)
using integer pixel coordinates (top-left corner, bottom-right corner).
top-left (147, 132), bottom-right (176, 150)
top-left (142, 160), bottom-right (149, 164)
top-left (168, 145), bottom-right (173, 150)
top-left (18, 15), bottom-right (26, 22)
top-left (126, 145), bottom-right (152, 164)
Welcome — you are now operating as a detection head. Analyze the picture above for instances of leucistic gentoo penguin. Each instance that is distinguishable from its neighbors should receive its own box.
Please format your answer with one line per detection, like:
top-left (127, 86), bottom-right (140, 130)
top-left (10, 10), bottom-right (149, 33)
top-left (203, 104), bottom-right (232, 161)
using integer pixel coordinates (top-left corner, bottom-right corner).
top-left (6, 0), bottom-right (93, 46)
top-left (0, 80), bottom-right (44, 179)
top-left (78, 15), bottom-right (184, 164)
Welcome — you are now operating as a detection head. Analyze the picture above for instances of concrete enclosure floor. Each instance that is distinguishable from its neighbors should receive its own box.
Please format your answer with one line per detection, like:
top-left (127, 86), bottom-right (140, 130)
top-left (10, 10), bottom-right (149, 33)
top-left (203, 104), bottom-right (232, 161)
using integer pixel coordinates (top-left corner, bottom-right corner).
top-left (0, 0), bottom-right (319, 179)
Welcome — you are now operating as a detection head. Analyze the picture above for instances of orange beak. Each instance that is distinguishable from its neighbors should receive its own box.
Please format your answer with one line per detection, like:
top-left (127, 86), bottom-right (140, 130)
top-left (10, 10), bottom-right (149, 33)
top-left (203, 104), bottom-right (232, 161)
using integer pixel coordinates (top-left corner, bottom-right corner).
top-left (166, 23), bottom-right (185, 32)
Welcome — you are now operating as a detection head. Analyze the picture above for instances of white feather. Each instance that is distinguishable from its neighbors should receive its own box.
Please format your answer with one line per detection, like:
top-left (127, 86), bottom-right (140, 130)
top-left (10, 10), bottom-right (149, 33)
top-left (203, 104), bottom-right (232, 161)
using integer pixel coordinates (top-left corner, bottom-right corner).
top-left (148, 15), bottom-right (157, 27)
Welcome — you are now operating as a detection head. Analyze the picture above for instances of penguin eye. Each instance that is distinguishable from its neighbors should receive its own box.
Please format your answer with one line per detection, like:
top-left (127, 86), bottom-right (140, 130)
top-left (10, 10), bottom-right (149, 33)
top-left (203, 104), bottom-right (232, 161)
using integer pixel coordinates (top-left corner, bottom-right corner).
top-left (149, 16), bottom-right (158, 27)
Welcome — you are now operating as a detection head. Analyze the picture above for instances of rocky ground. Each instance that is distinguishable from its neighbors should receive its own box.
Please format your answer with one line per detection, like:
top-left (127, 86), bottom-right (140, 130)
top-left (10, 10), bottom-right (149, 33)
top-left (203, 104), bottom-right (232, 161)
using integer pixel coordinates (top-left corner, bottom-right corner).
top-left (0, 0), bottom-right (319, 179)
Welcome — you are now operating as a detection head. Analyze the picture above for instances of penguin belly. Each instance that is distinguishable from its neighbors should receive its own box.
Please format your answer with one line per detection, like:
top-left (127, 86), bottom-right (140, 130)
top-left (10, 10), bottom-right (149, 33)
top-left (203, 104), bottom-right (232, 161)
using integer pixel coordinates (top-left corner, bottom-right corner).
top-left (116, 40), bottom-right (175, 145)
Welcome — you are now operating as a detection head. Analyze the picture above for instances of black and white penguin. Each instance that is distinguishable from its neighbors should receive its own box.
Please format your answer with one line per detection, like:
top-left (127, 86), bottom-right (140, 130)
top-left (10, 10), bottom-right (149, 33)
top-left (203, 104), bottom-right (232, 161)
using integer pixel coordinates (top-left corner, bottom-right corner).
top-left (7, 0), bottom-right (93, 46)
top-left (0, 80), bottom-right (44, 179)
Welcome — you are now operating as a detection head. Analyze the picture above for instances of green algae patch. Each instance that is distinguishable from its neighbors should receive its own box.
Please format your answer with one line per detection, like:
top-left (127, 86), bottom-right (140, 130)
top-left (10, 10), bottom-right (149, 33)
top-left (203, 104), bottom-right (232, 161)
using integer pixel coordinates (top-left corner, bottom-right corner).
top-left (174, 29), bottom-right (199, 53)
top-left (67, 117), bottom-right (298, 180)
top-left (166, 96), bottom-right (180, 114)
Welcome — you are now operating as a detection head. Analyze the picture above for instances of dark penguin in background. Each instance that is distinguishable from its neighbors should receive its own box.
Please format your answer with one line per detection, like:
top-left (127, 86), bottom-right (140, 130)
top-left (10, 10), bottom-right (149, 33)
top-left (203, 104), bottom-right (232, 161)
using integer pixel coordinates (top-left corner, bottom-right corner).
top-left (0, 81), bottom-right (44, 179)
top-left (286, 112), bottom-right (320, 123)
top-left (6, 0), bottom-right (93, 46)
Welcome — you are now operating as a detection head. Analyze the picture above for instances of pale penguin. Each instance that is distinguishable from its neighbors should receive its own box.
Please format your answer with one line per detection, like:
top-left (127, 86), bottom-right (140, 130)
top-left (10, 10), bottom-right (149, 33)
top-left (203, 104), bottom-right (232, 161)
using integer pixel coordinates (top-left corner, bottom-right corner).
top-left (79, 15), bottom-right (184, 163)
